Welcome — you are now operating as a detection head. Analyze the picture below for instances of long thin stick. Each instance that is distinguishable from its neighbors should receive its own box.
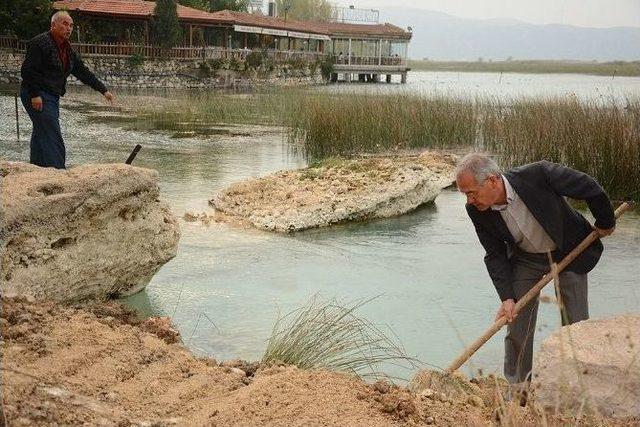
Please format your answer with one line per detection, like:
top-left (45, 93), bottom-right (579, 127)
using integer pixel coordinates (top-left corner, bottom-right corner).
top-left (14, 93), bottom-right (20, 142)
top-left (446, 202), bottom-right (632, 373)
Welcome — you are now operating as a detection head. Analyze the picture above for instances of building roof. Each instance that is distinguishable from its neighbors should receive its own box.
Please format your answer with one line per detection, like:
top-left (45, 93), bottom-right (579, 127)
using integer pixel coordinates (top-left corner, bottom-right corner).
top-left (53, 0), bottom-right (222, 24)
top-left (320, 22), bottom-right (411, 40)
top-left (52, 1), bottom-right (411, 39)
top-left (210, 11), bottom-right (411, 39)
top-left (208, 10), bottom-right (328, 35)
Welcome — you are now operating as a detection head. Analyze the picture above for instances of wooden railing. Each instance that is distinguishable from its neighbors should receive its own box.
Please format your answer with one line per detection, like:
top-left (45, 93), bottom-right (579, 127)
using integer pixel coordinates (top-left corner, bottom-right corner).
top-left (1, 36), bottom-right (406, 66)
top-left (0, 36), bottom-right (26, 52)
top-left (0, 36), bottom-right (326, 62)
top-left (332, 54), bottom-right (407, 67)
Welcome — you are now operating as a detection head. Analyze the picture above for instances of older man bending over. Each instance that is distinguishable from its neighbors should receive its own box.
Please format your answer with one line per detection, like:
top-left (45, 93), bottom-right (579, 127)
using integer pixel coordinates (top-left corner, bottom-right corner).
top-left (20, 11), bottom-right (114, 169)
top-left (455, 153), bottom-right (615, 402)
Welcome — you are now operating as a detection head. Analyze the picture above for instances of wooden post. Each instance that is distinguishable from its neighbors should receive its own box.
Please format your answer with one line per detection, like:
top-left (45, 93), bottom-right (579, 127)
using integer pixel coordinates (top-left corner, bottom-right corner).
top-left (144, 21), bottom-right (149, 45)
top-left (348, 38), bottom-right (352, 65)
top-left (189, 24), bottom-right (193, 47)
top-left (14, 93), bottom-right (19, 142)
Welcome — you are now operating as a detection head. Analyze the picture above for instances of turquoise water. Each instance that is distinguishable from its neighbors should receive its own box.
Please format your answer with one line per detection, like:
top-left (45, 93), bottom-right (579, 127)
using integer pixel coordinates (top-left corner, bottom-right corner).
top-left (1, 81), bottom-right (638, 381)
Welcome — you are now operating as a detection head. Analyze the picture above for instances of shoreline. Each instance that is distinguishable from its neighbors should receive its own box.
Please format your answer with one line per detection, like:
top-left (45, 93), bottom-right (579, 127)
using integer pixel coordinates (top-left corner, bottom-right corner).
top-left (3, 297), bottom-right (637, 426)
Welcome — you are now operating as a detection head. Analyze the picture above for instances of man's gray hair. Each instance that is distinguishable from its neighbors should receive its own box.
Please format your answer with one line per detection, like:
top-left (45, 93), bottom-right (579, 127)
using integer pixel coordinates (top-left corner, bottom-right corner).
top-left (51, 11), bottom-right (71, 24)
top-left (455, 152), bottom-right (501, 183)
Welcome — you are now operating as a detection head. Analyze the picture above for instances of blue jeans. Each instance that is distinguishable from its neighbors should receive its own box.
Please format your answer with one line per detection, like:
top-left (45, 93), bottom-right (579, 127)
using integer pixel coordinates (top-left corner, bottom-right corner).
top-left (20, 86), bottom-right (65, 169)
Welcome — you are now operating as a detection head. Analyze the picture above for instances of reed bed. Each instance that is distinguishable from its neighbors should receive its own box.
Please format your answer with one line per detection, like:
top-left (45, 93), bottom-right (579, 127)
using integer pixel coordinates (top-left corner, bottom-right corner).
top-left (262, 296), bottom-right (420, 380)
top-left (286, 93), bottom-right (639, 201)
top-left (482, 97), bottom-right (640, 202)
top-left (132, 90), bottom-right (639, 201)
top-left (288, 93), bottom-right (476, 158)
top-left (408, 59), bottom-right (640, 77)
top-left (130, 91), bottom-right (294, 132)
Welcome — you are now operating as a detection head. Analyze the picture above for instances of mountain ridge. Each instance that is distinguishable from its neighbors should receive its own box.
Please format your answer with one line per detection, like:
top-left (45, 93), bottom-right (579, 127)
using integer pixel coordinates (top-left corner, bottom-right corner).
top-left (376, 8), bottom-right (640, 61)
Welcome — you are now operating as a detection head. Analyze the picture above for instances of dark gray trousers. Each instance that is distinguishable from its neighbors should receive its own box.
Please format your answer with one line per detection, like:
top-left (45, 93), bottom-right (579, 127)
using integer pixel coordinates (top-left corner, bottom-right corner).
top-left (504, 251), bottom-right (589, 384)
top-left (20, 86), bottom-right (65, 169)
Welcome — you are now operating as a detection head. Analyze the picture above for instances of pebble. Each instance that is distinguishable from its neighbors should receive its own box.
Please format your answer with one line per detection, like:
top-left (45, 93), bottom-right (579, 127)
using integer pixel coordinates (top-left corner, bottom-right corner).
top-left (419, 388), bottom-right (434, 399)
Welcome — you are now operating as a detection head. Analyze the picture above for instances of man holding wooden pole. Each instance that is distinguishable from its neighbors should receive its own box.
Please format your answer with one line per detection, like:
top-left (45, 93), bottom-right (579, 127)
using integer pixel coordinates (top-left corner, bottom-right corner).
top-left (455, 153), bottom-right (615, 402)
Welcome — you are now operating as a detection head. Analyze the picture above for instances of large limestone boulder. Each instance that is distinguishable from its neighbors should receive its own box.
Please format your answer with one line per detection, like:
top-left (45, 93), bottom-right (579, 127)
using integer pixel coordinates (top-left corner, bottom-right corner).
top-left (532, 315), bottom-right (640, 418)
top-left (1, 161), bottom-right (180, 303)
top-left (210, 152), bottom-right (456, 232)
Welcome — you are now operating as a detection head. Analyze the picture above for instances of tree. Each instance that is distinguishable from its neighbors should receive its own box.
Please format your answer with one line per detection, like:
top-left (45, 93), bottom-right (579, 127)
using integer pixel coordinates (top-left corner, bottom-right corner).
top-left (177, 0), bottom-right (209, 11)
top-left (153, 0), bottom-right (182, 48)
top-left (209, 0), bottom-right (249, 12)
top-left (275, 0), bottom-right (332, 22)
top-left (0, 0), bottom-right (52, 40)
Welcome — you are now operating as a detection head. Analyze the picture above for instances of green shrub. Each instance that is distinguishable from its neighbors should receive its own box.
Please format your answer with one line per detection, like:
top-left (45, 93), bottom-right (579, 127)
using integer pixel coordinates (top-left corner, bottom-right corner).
top-left (245, 50), bottom-right (263, 69)
top-left (207, 58), bottom-right (224, 70)
top-left (125, 52), bottom-right (145, 70)
top-left (319, 57), bottom-right (334, 81)
top-left (286, 56), bottom-right (307, 70)
top-left (196, 61), bottom-right (212, 78)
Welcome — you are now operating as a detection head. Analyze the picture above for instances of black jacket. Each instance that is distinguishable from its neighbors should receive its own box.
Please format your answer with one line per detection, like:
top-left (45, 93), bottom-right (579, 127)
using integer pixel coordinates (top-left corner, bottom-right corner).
top-left (21, 32), bottom-right (107, 98)
top-left (466, 161), bottom-right (615, 302)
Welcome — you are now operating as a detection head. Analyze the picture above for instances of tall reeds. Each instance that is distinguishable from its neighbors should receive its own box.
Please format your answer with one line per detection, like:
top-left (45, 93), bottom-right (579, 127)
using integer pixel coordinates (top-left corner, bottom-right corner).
top-left (131, 90), bottom-right (639, 201)
top-left (287, 93), bottom-right (476, 158)
top-left (482, 97), bottom-right (640, 202)
top-left (287, 93), bottom-right (639, 201)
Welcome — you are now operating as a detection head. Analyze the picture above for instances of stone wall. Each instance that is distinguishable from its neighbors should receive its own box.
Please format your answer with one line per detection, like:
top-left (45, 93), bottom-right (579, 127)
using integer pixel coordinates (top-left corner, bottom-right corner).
top-left (0, 49), bottom-right (322, 89)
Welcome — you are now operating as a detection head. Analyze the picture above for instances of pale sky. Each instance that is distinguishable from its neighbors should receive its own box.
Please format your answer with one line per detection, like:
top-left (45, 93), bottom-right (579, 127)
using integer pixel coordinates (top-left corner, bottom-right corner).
top-left (335, 0), bottom-right (640, 28)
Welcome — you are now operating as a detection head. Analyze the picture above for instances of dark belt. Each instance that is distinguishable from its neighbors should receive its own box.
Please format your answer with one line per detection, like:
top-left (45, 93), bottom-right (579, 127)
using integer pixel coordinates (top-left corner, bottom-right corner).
top-left (512, 246), bottom-right (560, 265)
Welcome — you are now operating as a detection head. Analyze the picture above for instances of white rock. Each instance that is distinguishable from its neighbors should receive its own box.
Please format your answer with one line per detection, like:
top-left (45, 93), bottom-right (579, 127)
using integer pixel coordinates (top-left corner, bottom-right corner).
top-left (532, 315), bottom-right (640, 418)
top-left (210, 152), bottom-right (456, 233)
top-left (0, 161), bottom-right (180, 302)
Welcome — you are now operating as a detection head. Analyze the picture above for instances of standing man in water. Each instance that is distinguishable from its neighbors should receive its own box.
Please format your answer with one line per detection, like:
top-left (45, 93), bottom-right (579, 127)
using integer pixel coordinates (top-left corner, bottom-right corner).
top-left (20, 11), bottom-right (114, 169)
top-left (455, 153), bottom-right (615, 403)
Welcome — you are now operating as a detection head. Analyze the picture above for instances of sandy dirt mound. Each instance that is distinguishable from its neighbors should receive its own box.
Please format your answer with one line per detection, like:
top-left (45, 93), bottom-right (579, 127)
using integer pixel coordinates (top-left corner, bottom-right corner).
top-left (0, 298), bottom-right (470, 426)
top-left (0, 161), bottom-right (180, 303)
top-left (209, 152), bottom-right (457, 232)
top-left (2, 298), bottom-right (637, 426)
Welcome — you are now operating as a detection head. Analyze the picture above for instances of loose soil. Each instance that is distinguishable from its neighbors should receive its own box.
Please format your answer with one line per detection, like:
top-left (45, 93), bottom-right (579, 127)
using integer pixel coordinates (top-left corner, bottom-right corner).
top-left (1, 298), bottom-right (637, 426)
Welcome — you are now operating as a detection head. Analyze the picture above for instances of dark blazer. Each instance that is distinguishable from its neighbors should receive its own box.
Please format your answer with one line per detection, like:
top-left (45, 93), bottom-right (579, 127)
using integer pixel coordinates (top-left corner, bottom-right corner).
top-left (466, 161), bottom-right (615, 302)
top-left (21, 32), bottom-right (107, 98)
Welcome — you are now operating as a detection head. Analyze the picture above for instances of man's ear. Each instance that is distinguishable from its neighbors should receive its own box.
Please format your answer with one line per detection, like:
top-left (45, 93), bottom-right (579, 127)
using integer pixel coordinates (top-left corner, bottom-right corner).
top-left (488, 174), bottom-right (503, 189)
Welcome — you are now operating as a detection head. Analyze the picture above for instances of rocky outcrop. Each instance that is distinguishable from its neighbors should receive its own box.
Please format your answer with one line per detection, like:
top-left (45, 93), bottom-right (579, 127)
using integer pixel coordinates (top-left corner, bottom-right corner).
top-left (209, 152), bottom-right (457, 232)
top-left (532, 315), bottom-right (640, 418)
top-left (0, 161), bottom-right (180, 303)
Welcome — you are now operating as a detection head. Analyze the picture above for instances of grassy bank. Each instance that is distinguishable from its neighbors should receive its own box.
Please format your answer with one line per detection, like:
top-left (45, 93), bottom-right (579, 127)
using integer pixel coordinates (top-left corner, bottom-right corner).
top-left (131, 91), bottom-right (639, 202)
top-left (408, 59), bottom-right (640, 77)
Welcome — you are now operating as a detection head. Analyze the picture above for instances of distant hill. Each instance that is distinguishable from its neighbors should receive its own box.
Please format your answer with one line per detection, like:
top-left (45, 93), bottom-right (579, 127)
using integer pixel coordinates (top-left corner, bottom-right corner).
top-left (378, 9), bottom-right (640, 61)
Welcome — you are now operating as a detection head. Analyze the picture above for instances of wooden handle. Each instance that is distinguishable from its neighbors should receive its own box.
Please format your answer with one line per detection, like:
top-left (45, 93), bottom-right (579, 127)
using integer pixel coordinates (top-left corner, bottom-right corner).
top-left (446, 201), bottom-right (632, 374)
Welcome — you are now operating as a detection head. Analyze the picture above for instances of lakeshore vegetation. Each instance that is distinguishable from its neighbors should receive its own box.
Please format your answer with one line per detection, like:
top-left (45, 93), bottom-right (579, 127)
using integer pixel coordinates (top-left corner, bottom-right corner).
top-left (408, 59), bottom-right (640, 77)
top-left (131, 91), bottom-right (640, 202)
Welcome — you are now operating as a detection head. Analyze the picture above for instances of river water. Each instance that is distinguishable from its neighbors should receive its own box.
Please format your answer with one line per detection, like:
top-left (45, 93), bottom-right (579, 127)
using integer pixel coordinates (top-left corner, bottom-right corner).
top-left (1, 71), bottom-right (639, 380)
